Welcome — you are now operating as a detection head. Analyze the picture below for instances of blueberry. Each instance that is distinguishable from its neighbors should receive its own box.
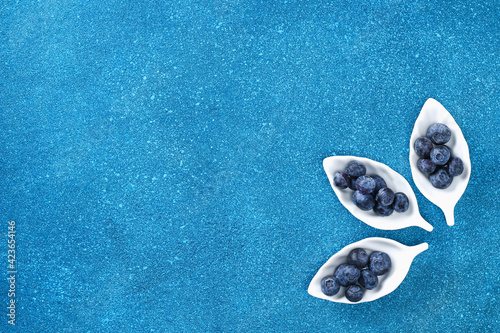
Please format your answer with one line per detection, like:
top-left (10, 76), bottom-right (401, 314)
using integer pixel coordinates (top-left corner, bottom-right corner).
top-left (352, 191), bottom-right (376, 211)
top-left (375, 187), bottom-right (395, 206)
top-left (427, 123), bottom-right (451, 144)
top-left (358, 269), bottom-right (378, 290)
top-left (347, 248), bottom-right (369, 269)
top-left (373, 203), bottom-right (394, 216)
top-left (393, 192), bottom-right (409, 213)
top-left (355, 176), bottom-right (376, 194)
top-left (345, 161), bottom-right (366, 178)
top-left (430, 145), bottom-right (451, 166)
top-left (334, 172), bottom-right (351, 189)
top-left (321, 276), bottom-right (340, 296)
top-left (334, 264), bottom-right (361, 286)
top-left (369, 252), bottom-right (392, 275)
top-left (447, 156), bottom-right (464, 176)
top-left (417, 158), bottom-right (437, 174)
top-left (371, 175), bottom-right (387, 193)
top-left (414, 137), bottom-right (434, 158)
top-left (429, 168), bottom-right (453, 189)
top-left (345, 285), bottom-right (364, 302)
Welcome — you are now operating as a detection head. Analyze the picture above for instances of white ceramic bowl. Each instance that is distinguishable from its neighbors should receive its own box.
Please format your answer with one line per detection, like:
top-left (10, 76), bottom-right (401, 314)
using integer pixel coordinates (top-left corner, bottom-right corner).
top-left (324, 156), bottom-right (433, 231)
top-left (409, 98), bottom-right (471, 226)
top-left (308, 237), bottom-right (428, 304)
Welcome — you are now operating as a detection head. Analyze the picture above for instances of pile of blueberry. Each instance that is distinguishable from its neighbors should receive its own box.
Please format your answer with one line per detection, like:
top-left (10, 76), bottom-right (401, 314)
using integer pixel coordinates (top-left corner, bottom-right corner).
top-left (414, 123), bottom-right (464, 189)
top-left (321, 248), bottom-right (392, 302)
top-left (333, 161), bottom-right (409, 216)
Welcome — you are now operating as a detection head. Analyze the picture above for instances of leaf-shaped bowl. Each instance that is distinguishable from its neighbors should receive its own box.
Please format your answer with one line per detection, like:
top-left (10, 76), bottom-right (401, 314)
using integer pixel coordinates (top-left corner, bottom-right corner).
top-left (308, 237), bottom-right (428, 304)
top-left (324, 156), bottom-right (433, 231)
top-left (409, 98), bottom-right (471, 226)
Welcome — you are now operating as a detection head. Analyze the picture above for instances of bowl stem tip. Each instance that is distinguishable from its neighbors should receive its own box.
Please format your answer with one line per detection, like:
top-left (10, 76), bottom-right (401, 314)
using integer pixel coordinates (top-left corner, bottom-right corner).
top-left (444, 208), bottom-right (455, 226)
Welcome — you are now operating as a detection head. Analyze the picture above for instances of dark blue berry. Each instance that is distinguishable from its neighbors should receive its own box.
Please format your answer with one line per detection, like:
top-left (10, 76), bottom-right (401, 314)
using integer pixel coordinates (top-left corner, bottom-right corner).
top-left (345, 285), bottom-right (364, 302)
top-left (447, 157), bottom-right (464, 176)
top-left (358, 270), bottom-right (378, 290)
top-left (334, 172), bottom-right (351, 189)
top-left (430, 145), bottom-right (451, 166)
top-left (393, 192), bottom-right (409, 213)
top-left (352, 191), bottom-right (376, 211)
top-left (373, 203), bottom-right (394, 216)
top-left (321, 276), bottom-right (340, 296)
top-left (417, 158), bottom-right (437, 174)
top-left (347, 248), bottom-right (369, 269)
top-left (369, 252), bottom-right (392, 275)
top-left (427, 123), bottom-right (451, 144)
top-left (429, 168), bottom-right (453, 189)
top-left (345, 161), bottom-right (366, 178)
top-left (414, 137), bottom-right (434, 158)
top-left (371, 175), bottom-right (387, 193)
top-left (334, 264), bottom-right (361, 286)
top-left (375, 187), bottom-right (395, 206)
top-left (355, 176), bottom-right (376, 194)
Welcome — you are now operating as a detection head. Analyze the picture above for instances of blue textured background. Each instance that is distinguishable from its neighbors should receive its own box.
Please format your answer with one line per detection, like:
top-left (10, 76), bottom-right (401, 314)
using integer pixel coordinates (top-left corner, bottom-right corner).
top-left (1, 1), bottom-right (499, 332)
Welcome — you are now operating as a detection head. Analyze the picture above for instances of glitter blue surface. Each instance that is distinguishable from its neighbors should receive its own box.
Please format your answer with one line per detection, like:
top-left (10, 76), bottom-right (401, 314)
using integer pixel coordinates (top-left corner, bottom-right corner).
top-left (1, 1), bottom-right (499, 332)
